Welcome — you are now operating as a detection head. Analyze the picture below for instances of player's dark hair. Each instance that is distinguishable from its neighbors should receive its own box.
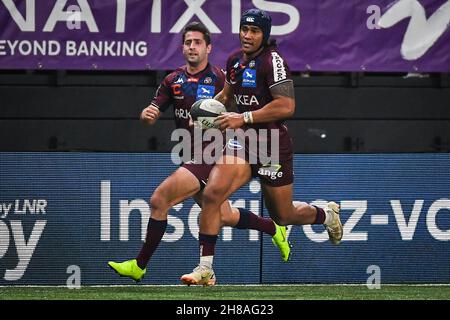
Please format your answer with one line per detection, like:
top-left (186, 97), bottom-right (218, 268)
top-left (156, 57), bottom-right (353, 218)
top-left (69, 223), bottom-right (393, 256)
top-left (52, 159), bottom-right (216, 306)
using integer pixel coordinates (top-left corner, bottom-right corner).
top-left (182, 21), bottom-right (211, 46)
top-left (267, 39), bottom-right (277, 47)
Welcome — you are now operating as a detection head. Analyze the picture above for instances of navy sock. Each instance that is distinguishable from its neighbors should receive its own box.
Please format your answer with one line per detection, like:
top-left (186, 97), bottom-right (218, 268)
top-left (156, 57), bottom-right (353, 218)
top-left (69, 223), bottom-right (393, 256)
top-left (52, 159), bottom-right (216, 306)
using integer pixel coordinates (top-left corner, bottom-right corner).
top-left (199, 233), bottom-right (218, 256)
top-left (313, 205), bottom-right (326, 224)
top-left (235, 208), bottom-right (276, 236)
top-left (136, 218), bottom-right (167, 269)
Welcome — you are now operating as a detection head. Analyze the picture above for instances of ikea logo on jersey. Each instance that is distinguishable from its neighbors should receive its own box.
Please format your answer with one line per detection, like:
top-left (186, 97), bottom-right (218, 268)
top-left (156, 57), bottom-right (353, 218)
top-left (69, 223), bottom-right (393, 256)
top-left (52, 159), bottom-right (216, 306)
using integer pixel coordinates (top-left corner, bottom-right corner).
top-left (196, 85), bottom-right (215, 99)
top-left (242, 69), bottom-right (256, 88)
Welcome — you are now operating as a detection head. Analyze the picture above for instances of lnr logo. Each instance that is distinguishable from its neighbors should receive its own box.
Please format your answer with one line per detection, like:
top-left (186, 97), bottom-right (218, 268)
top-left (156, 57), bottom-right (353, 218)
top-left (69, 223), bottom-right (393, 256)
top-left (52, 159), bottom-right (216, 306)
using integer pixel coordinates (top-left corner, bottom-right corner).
top-left (0, 199), bottom-right (47, 281)
top-left (378, 0), bottom-right (450, 60)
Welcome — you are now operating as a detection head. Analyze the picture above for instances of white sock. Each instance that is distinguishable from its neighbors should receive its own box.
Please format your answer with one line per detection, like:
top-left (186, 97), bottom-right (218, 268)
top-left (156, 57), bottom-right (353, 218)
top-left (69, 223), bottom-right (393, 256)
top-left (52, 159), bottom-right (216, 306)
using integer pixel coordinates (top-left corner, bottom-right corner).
top-left (324, 208), bottom-right (333, 226)
top-left (200, 256), bottom-right (213, 269)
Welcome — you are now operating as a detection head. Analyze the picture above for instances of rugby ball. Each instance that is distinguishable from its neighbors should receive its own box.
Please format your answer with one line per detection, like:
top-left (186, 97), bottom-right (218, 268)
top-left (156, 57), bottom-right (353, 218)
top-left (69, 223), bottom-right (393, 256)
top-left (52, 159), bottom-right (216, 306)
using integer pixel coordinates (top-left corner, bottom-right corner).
top-left (190, 99), bottom-right (226, 129)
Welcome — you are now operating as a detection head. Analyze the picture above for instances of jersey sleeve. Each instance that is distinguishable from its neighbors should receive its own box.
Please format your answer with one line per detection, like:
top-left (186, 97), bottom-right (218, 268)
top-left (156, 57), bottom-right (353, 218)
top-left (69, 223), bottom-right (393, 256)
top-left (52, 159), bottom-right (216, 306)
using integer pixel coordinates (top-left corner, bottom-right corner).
top-left (264, 50), bottom-right (293, 89)
top-left (149, 74), bottom-right (172, 112)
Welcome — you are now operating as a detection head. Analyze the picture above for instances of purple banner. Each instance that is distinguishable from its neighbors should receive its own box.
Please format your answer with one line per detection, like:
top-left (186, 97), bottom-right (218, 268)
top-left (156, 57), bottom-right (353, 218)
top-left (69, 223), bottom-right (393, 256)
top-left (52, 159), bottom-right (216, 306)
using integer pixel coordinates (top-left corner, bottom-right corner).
top-left (0, 0), bottom-right (449, 72)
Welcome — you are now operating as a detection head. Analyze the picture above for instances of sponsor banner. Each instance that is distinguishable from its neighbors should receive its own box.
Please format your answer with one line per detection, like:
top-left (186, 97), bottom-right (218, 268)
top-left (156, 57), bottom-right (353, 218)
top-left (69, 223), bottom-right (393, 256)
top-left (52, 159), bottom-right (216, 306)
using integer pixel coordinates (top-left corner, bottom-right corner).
top-left (0, 1), bottom-right (448, 71)
top-left (0, 153), bottom-right (449, 285)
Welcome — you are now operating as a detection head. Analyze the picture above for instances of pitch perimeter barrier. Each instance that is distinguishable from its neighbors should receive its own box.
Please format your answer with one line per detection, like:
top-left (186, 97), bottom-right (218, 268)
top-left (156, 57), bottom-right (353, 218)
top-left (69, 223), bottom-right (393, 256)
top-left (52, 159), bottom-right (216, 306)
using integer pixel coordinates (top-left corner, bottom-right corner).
top-left (0, 153), bottom-right (449, 285)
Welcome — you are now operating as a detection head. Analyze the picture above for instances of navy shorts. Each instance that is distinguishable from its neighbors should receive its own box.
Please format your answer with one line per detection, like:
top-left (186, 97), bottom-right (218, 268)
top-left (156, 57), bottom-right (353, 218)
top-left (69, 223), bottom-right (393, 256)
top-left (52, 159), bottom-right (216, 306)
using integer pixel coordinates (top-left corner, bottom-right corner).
top-left (223, 137), bottom-right (294, 187)
top-left (250, 156), bottom-right (294, 187)
top-left (182, 161), bottom-right (214, 190)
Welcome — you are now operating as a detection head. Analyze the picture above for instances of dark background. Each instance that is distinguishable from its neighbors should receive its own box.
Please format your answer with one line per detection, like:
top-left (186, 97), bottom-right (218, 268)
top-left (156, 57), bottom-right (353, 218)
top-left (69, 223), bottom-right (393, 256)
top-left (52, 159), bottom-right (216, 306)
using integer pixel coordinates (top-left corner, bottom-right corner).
top-left (1, 70), bottom-right (449, 153)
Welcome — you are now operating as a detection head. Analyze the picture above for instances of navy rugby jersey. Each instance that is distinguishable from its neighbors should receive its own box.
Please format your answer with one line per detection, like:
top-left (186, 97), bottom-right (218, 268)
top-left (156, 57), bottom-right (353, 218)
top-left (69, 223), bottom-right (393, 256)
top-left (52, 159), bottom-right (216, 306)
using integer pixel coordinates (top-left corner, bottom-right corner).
top-left (150, 64), bottom-right (225, 131)
top-left (225, 44), bottom-right (294, 159)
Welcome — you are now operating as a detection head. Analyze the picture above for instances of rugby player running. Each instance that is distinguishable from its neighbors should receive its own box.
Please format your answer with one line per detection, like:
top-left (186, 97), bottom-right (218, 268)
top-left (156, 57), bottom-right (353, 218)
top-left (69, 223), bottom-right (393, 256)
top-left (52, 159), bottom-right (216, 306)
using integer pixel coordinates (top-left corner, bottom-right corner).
top-left (108, 21), bottom-right (291, 285)
top-left (180, 10), bottom-right (343, 286)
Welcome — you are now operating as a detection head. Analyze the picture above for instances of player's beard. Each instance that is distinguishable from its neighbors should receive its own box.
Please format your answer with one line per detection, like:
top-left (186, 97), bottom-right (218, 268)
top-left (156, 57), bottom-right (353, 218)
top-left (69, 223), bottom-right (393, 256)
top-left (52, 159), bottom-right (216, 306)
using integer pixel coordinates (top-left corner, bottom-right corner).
top-left (187, 58), bottom-right (200, 68)
top-left (187, 53), bottom-right (206, 68)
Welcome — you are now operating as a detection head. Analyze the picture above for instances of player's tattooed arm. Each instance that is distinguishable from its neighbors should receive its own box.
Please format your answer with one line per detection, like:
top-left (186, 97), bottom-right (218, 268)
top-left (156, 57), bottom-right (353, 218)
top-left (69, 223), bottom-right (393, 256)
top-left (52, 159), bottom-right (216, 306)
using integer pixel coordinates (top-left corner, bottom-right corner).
top-left (251, 80), bottom-right (295, 123)
top-left (270, 80), bottom-right (295, 99)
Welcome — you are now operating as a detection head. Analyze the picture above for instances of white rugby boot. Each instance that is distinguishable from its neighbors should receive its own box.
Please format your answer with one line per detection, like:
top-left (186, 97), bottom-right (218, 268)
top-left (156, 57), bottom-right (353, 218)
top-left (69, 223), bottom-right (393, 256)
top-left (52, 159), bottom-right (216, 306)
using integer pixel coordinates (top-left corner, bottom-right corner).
top-left (180, 265), bottom-right (216, 286)
top-left (324, 202), bottom-right (343, 245)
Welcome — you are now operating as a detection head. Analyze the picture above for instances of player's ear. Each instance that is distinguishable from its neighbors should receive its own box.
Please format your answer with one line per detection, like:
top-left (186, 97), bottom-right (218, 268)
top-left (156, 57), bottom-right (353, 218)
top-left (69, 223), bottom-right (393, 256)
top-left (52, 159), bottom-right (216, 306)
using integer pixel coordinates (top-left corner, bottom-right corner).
top-left (206, 44), bottom-right (212, 54)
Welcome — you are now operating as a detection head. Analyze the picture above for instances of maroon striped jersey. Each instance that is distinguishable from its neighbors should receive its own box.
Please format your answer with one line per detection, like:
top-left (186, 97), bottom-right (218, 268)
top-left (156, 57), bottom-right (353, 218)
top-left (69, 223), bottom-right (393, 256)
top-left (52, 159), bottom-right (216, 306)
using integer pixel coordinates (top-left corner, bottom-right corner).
top-left (225, 44), bottom-right (294, 160)
top-left (150, 64), bottom-right (225, 131)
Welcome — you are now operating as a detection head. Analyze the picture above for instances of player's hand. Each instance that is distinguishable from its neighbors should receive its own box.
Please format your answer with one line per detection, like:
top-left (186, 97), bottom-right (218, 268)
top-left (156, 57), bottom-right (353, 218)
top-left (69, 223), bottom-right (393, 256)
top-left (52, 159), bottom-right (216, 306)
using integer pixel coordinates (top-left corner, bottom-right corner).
top-left (140, 105), bottom-right (161, 125)
top-left (214, 112), bottom-right (245, 130)
top-left (188, 116), bottom-right (198, 128)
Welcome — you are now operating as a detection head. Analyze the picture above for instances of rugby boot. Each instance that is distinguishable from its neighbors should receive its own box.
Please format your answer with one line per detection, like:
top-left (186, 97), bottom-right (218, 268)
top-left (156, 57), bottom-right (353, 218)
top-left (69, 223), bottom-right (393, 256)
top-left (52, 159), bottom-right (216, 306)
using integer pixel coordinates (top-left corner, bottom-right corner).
top-left (324, 202), bottom-right (343, 245)
top-left (180, 265), bottom-right (216, 286)
top-left (271, 223), bottom-right (292, 262)
top-left (108, 259), bottom-right (146, 282)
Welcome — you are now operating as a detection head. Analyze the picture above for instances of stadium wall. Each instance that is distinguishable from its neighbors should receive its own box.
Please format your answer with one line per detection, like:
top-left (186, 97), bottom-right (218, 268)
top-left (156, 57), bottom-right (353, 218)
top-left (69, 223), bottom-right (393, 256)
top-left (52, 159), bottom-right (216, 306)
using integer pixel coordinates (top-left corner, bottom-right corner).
top-left (1, 72), bottom-right (449, 153)
top-left (0, 152), bottom-right (449, 285)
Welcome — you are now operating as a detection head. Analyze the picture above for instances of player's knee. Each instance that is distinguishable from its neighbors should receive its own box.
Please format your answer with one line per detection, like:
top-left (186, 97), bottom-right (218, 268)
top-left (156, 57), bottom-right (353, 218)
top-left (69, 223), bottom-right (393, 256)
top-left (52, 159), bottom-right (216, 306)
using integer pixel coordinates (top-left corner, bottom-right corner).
top-left (202, 186), bottom-right (225, 207)
top-left (149, 192), bottom-right (170, 215)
